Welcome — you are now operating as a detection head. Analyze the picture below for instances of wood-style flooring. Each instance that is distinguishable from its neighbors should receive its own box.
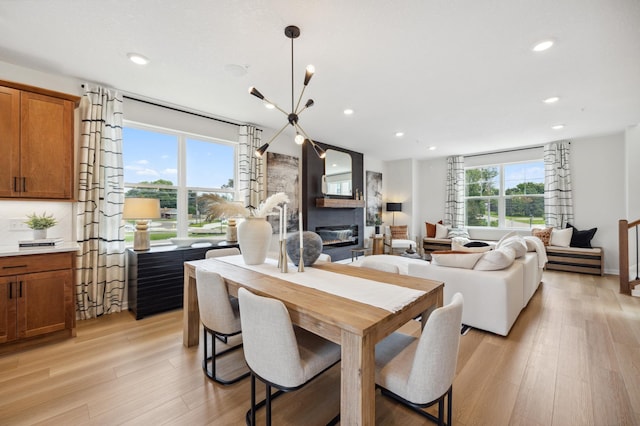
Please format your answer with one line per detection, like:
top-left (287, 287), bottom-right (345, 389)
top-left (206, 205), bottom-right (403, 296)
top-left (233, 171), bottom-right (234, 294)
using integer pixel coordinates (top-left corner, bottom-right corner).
top-left (0, 270), bottom-right (639, 425)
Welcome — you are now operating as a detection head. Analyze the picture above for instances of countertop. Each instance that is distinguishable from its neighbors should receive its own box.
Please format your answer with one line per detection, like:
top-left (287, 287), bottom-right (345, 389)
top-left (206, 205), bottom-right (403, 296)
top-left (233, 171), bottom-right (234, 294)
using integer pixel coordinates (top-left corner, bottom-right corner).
top-left (0, 242), bottom-right (80, 257)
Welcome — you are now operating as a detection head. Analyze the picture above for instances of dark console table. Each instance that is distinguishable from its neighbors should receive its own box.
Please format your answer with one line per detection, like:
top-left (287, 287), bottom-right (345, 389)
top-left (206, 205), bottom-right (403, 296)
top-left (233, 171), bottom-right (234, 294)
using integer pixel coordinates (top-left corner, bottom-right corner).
top-left (127, 242), bottom-right (239, 319)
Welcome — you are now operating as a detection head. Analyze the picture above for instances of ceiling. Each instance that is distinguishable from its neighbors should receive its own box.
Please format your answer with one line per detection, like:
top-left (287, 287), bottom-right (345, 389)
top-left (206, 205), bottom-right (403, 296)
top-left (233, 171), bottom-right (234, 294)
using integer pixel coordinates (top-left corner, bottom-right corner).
top-left (1, 0), bottom-right (639, 160)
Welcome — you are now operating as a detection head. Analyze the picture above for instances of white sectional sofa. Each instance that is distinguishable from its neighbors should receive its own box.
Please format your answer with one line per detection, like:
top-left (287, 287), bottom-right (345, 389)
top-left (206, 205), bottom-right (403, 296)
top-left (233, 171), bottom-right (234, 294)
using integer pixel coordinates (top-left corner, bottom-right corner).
top-left (351, 236), bottom-right (546, 336)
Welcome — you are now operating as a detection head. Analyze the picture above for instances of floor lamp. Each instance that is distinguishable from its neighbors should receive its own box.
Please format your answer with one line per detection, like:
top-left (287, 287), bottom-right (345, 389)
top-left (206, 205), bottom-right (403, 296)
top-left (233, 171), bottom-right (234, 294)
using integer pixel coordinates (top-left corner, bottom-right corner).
top-left (386, 202), bottom-right (402, 226)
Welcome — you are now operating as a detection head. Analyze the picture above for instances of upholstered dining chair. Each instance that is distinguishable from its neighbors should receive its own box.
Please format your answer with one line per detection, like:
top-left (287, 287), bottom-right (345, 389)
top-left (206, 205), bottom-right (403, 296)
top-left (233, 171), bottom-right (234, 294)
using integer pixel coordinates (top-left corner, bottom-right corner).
top-left (205, 247), bottom-right (241, 258)
top-left (195, 265), bottom-right (249, 385)
top-left (238, 287), bottom-right (341, 425)
top-left (375, 292), bottom-right (464, 425)
top-left (360, 259), bottom-right (400, 274)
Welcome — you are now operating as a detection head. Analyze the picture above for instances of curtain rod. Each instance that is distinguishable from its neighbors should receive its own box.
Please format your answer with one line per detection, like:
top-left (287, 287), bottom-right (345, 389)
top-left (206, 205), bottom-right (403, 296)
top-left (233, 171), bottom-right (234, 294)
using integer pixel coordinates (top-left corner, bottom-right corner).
top-left (81, 84), bottom-right (252, 129)
top-left (464, 145), bottom-right (543, 158)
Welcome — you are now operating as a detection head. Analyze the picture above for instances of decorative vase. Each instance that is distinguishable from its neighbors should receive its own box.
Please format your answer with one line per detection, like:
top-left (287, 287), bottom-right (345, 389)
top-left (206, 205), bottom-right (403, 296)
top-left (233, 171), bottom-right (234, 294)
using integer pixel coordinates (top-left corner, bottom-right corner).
top-left (286, 231), bottom-right (323, 266)
top-left (237, 217), bottom-right (272, 265)
top-left (33, 229), bottom-right (47, 240)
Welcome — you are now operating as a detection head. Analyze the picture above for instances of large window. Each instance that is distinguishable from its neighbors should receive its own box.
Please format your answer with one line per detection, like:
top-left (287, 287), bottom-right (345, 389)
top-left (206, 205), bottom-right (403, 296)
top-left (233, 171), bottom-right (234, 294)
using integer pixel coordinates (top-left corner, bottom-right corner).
top-left (123, 123), bottom-right (239, 246)
top-left (465, 161), bottom-right (544, 228)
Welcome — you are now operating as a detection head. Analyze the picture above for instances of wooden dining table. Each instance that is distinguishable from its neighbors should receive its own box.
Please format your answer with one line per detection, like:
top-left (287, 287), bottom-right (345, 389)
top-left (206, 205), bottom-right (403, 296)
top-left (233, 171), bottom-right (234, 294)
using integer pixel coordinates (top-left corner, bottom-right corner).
top-left (183, 257), bottom-right (444, 425)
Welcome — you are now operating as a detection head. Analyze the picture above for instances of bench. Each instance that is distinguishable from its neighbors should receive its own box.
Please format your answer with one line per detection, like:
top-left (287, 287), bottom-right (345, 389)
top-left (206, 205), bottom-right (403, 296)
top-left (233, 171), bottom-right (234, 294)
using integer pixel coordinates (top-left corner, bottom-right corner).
top-left (422, 237), bottom-right (604, 276)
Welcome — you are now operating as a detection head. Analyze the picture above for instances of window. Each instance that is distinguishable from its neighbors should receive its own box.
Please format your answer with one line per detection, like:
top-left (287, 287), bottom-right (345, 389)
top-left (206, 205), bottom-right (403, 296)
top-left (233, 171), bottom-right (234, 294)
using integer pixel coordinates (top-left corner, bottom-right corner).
top-left (465, 161), bottom-right (544, 228)
top-left (123, 123), bottom-right (239, 246)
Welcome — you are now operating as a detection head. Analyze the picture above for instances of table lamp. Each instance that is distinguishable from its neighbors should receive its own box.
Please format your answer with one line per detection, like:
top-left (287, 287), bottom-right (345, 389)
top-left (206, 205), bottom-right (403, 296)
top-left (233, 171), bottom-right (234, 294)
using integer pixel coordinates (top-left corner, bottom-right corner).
top-left (123, 197), bottom-right (161, 251)
top-left (386, 202), bottom-right (402, 226)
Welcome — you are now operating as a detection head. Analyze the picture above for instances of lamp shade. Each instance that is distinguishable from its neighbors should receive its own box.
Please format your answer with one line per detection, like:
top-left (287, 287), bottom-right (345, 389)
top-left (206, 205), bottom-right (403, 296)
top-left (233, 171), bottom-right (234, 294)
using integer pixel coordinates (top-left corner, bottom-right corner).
top-left (123, 198), bottom-right (161, 220)
top-left (386, 202), bottom-right (402, 212)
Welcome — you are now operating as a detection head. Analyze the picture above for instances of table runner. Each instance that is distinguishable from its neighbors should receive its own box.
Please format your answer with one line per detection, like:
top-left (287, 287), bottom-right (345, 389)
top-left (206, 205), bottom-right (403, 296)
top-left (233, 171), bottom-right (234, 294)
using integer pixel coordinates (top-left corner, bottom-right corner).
top-left (202, 255), bottom-right (425, 313)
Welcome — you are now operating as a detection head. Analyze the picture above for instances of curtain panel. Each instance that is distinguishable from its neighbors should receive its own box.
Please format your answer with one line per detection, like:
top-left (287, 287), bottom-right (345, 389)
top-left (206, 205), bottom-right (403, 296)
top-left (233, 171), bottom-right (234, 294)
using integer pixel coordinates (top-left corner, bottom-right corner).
top-left (445, 155), bottom-right (465, 228)
top-left (544, 141), bottom-right (574, 228)
top-left (76, 85), bottom-right (126, 320)
top-left (238, 125), bottom-right (265, 209)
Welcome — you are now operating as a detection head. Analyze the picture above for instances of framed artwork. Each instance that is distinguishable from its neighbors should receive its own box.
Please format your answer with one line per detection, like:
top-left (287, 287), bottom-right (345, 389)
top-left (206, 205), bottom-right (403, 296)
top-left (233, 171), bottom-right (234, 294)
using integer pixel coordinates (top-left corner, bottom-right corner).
top-left (266, 152), bottom-right (299, 233)
top-left (366, 171), bottom-right (382, 226)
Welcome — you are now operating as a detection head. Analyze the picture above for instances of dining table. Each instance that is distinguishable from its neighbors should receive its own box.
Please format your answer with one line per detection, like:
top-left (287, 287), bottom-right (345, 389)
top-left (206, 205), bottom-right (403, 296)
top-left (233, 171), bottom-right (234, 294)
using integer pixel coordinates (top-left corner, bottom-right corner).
top-left (183, 256), bottom-right (444, 425)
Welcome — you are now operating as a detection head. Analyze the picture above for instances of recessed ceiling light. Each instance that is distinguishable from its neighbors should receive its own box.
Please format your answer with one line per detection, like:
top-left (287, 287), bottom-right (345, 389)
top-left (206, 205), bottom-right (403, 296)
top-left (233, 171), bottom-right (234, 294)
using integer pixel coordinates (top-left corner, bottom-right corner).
top-left (551, 124), bottom-right (565, 130)
top-left (127, 52), bottom-right (150, 65)
top-left (224, 63), bottom-right (248, 77)
top-left (532, 40), bottom-right (554, 52)
top-left (395, 132), bottom-right (404, 137)
top-left (543, 96), bottom-right (560, 104)
top-left (343, 109), bottom-right (354, 115)
top-left (428, 146), bottom-right (437, 151)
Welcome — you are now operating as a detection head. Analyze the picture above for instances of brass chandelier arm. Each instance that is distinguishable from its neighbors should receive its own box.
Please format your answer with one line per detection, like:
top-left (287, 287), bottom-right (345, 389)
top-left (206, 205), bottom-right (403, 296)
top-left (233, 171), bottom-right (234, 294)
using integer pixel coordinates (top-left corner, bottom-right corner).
top-left (263, 97), bottom-right (290, 117)
top-left (294, 84), bottom-right (308, 114)
top-left (265, 122), bottom-right (291, 146)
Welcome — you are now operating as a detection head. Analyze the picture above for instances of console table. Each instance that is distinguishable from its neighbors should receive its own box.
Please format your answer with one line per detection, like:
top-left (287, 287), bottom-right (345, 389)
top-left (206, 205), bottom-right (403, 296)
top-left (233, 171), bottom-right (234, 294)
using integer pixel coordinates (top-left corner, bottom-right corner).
top-left (127, 242), bottom-right (238, 319)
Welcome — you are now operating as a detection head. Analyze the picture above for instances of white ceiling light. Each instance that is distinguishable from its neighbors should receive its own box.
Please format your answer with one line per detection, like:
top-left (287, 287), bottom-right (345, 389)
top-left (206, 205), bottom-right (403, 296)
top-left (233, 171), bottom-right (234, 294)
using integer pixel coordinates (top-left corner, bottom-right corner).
top-left (395, 132), bottom-right (404, 137)
top-left (551, 124), bottom-right (565, 130)
top-left (543, 96), bottom-right (560, 104)
top-left (127, 52), bottom-right (150, 65)
top-left (532, 40), bottom-right (554, 52)
top-left (428, 146), bottom-right (437, 151)
top-left (343, 109), bottom-right (354, 115)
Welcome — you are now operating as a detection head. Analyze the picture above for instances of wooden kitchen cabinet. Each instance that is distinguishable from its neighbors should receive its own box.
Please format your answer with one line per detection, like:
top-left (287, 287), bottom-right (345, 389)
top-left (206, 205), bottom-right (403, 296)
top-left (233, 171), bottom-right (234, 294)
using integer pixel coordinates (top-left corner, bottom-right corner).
top-left (0, 252), bottom-right (75, 345)
top-left (0, 80), bottom-right (80, 200)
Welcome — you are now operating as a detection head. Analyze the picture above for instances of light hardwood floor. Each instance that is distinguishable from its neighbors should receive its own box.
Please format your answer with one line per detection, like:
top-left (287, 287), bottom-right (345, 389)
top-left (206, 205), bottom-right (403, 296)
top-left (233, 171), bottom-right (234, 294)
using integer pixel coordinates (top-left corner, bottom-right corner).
top-left (0, 271), bottom-right (638, 425)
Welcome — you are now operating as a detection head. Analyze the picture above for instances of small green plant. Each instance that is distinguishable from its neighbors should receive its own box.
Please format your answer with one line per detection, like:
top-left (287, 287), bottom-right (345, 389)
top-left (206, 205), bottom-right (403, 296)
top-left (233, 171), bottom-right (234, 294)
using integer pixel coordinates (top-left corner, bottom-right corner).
top-left (24, 212), bottom-right (58, 230)
top-left (374, 214), bottom-right (382, 226)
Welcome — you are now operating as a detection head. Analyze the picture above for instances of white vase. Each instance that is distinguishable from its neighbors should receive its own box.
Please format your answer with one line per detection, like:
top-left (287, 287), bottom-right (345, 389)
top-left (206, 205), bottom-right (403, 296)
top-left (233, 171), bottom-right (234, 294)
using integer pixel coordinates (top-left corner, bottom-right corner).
top-left (33, 229), bottom-right (47, 240)
top-left (237, 217), bottom-right (272, 265)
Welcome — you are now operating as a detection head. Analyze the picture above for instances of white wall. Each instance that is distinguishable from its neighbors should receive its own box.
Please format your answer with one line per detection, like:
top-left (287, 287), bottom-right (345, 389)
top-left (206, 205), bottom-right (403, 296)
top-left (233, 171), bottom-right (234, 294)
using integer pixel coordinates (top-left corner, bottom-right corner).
top-left (624, 125), bottom-right (640, 276)
top-left (384, 159), bottom-right (414, 232)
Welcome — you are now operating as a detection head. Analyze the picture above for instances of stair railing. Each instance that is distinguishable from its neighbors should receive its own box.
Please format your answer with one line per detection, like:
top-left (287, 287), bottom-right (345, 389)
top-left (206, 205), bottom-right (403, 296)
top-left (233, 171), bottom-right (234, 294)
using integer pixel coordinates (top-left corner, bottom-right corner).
top-left (619, 219), bottom-right (640, 295)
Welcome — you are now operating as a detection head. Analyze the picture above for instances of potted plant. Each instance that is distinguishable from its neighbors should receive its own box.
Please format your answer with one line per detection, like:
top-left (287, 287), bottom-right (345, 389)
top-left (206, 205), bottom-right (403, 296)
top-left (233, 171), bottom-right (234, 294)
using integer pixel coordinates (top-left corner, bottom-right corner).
top-left (374, 214), bottom-right (382, 235)
top-left (25, 212), bottom-right (57, 239)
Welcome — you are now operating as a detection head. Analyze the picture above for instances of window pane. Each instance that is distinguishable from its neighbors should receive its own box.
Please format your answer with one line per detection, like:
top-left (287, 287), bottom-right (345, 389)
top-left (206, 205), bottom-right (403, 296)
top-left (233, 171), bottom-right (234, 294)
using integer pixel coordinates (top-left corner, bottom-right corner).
top-left (465, 167), bottom-right (499, 197)
top-left (466, 198), bottom-right (498, 227)
top-left (123, 127), bottom-right (178, 185)
top-left (505, 196), bottom-right (545, 228)
top-left (504, 162), bottom-right (544, 195)
top-left (186, 138), bottom-right (235, 188)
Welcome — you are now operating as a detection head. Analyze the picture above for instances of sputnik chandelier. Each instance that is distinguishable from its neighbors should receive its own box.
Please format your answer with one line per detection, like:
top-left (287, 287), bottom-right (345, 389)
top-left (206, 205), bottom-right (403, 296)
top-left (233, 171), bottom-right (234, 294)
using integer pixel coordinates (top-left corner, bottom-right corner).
top-left (248, 25), bottom-right (326, 159)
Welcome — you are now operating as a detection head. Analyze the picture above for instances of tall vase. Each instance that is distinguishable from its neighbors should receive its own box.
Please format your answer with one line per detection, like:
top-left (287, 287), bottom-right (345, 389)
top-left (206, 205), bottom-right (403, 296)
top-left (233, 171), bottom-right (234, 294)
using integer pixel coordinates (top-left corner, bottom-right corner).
top-left (237, 217), bottom-right (272, 265)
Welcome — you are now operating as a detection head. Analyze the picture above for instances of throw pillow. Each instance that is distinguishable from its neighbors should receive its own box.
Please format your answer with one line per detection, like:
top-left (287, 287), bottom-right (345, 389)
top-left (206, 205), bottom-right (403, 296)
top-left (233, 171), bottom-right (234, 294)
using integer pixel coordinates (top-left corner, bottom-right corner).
top-left (389, 225), bottom-right (408, 240)
top-left (435, 223), bottom-right (449, 239)
top-left (447, 228), bottom-right (471, 239)
top-left (498, 236), bottom-right (527, 258)
top-left (532, 227), bottom-right (552, 246)
top-left (566, 223), bottom-right (598, 248)
top-left (496, 231), bottom-right (518, 249)
top-left (425, 220), bottom-right (443, 238)
top-left (474, 246), bottom-right (516, 271)
top-left (452, 240), bottom-right (493, 253)
top-left (431, 251), bottom-right (484, 269)
top-left (465, 241), bottom-right (490, 247)
top-left (550, 227), bottom-right (573, 247)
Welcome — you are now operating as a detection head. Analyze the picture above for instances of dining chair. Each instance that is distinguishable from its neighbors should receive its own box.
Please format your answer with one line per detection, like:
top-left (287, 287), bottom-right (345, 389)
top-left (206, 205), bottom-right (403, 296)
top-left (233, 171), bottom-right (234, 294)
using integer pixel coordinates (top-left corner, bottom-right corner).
top-left (238, 287), bottom-right (341, 425)
top-left (195, 266), bottom-right (249, 385)
top-left (205, 247), bottom-right (241, 258)
top-left (375, 292), bottom-right (464, 425)
top-left (360, 259), bottom-right (400, 274)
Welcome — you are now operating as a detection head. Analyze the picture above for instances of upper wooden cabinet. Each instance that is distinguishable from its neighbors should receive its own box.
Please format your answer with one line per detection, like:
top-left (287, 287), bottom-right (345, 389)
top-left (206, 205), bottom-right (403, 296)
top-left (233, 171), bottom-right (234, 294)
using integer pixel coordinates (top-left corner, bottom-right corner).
top-left (0, 80), bottom-right (80, 200)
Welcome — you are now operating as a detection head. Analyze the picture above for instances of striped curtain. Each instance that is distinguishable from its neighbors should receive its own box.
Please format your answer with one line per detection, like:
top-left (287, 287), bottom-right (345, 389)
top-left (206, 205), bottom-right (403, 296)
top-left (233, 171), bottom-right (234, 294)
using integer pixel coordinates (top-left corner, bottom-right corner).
top-left (444, 155), bottom-right (465, 228)
top-left (238, 125), bottom-right (265, 209)
top-left (76, 85), bottom-right (126, 320)
top-left (544, 141), bottom-right (573, 228)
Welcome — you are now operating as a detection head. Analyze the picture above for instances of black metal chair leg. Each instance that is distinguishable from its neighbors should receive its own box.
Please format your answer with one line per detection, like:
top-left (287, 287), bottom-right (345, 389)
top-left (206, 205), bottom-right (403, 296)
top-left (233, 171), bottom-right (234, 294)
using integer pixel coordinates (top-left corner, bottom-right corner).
top-left (447, 386), bottom-right (452, 426)
top-left (250, 374), bottom-right (256, 426)
top-left (266, 383), bottom-right (272, 426)
top-left (202, 328), bottom-right (250, 385)
top-left (438, 396), bottom-right (444, 426)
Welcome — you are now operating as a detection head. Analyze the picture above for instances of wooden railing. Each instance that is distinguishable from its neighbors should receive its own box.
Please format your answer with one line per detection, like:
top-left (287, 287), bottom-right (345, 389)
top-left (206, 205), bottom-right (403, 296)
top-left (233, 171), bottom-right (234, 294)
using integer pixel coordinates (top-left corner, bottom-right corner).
top-left (619, 219), bottom-right (640, 295)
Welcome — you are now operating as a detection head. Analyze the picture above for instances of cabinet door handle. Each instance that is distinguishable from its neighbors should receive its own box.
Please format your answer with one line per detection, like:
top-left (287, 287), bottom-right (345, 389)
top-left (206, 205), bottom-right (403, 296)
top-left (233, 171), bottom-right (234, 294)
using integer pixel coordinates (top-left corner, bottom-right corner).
top-left (22, 177), bottom-right (26, 192)
top-left (2, 265), bottom-right (28, 269)
top-left (19, 281), bottom-right (23, 298)
top-left (8, 282), bottom-right (13, 299)
top-left (13, 176), bottom-right (18, 192)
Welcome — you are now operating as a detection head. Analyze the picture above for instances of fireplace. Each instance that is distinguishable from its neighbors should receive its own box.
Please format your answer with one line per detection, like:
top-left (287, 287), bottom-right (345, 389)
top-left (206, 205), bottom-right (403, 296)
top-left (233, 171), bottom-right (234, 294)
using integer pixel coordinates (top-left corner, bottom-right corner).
top-left (315, 225), bottom-right (358, 247)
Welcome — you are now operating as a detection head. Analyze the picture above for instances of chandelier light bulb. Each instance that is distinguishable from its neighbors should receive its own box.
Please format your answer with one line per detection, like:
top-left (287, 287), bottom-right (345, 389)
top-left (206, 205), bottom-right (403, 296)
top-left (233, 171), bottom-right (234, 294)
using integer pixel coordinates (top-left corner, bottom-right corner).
top-left (304, 65), bottom-right (315, 86)
top-left (295, 134), bottom-right (305, 144)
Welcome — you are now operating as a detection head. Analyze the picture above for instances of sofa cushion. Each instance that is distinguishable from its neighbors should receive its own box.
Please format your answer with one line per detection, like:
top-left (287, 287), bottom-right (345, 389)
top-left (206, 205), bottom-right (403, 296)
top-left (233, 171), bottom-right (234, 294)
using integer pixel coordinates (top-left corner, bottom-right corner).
top-left (431, 251), bottom-right (484, 269)
top-left (474, 247), bottom-right (516, 271)
top-left (566, 223), bottom-right (597, 248)
top-left (497, 236), bottom-right (527, 258)
top-left (447, 228), bottom-right (471, 239)
top-left (425, 220), bottom-right (443, 238)
top-left (532, 227), bottom-right (552, 246)
top-left (435, 223), bottom-right (449, 239)
top-left (550, 227), bottom-right (573, 247)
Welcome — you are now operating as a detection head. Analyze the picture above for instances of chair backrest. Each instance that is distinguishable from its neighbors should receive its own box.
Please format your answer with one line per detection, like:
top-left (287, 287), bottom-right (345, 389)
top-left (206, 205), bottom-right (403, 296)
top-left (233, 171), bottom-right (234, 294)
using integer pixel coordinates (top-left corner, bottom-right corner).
top-left (195, 269), bottom-right (238, 334)
top-left (206, 247), bottom-right (241, 258)
top-left (386, 225), bottom-right (410, 240)
top-left (360, 259), bottom-right (400, 274)
top-left (238, 288), bottom-right (306, 388)
top-left (406, 292), bottom-right (464, 404)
